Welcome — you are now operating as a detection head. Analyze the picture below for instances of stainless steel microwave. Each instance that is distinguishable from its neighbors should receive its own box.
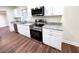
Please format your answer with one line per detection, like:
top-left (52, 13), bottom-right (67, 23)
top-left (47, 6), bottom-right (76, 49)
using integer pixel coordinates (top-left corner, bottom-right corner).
top-left (31, 6), bottom-right (44, 16)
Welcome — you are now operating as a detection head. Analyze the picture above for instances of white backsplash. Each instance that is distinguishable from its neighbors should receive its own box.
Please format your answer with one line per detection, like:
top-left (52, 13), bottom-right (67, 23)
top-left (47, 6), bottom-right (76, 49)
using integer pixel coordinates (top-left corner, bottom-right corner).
top-left (30, 16), bottom-right (62, 23)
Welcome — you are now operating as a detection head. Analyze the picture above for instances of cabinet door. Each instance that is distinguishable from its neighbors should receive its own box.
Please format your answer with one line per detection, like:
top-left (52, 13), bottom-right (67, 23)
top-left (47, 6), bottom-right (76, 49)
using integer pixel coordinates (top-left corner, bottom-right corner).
top-left (22, 26), bottom-right (30, 37)
top-left (17, 24), bottom-right (24, 34)
top-left (13, 9), bottom-right (18, 17)
top-left (45, 6), bottom-right (53, 16)
top-left (43, 28), bottom-right (51, 45)
top-left (21, 8), bottom-right (29, 21)
top-left (53, 6), bottom-right (64, 15)
top-left (49, 35), bottom-right (62, 50)
top-left (17, 24), bottom-right (30, 37)
top-left (49, 30), bottom-right (63, 50)
top-left (14, 9), bottom-right (22, 17)
top-left (9, 23), bottom-right (15, 32)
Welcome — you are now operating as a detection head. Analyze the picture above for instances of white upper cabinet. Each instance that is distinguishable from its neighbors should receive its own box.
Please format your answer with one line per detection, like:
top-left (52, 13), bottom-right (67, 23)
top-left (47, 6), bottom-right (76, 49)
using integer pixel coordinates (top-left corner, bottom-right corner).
top-left (13, 8), bottom-right (22, 17)
top-left (45, 6), bottom-right (64, 16)
top-left (13, 6), bottom-right (64, 18)
top-left (13, 6), bottom-right (29, 21)
top-left (31, 6), bottom-right (64, 16)
top-left (21, 8), bottom-right (28, 21)
top-left (45, 6), bottom-right (53, 16)
top-left (27, 6), bottom-right (31, 20)
top-left (53, 6), bottom-right (64, 15)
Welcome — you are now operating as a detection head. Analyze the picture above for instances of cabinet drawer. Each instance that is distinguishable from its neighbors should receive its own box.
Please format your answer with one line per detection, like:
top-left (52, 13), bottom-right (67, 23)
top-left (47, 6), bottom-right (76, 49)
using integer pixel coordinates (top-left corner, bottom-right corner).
top-left (43, 28), bottom-right (51, 34)
top-left (43, 28), bottom-right (50, 32)
top-left (22, 26), bottom-right (29, 30)
top-left (50, 29), bottom-right (63, 35)
top-left (18, 25), bottom-right (29, 30)
top-left (48, 29), bottom-right (63, 35)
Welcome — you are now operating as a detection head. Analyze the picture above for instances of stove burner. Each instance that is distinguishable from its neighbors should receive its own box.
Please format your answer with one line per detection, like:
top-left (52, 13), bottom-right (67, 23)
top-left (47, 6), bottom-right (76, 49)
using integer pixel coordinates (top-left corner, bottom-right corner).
top-left (30, 19), bottom-right (46, 32)
top-left (35, 23), bottom-right (44, 27)
top-left (30, 23), bottom-right (45, 32)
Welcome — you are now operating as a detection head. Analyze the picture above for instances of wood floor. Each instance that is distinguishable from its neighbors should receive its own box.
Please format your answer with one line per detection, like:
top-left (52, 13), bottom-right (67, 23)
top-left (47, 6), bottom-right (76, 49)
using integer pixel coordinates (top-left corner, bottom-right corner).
top-left (0, 26), bottom-right (60, 53)
top-left (0, 26), bottom-right (79, 53)
top-left (62, 43), bottom-right (79, 53)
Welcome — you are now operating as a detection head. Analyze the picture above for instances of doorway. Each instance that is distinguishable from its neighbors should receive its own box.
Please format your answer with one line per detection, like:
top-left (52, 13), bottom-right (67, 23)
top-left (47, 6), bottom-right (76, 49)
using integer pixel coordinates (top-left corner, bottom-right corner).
top-left (0, 11), bottom-right (8, 27)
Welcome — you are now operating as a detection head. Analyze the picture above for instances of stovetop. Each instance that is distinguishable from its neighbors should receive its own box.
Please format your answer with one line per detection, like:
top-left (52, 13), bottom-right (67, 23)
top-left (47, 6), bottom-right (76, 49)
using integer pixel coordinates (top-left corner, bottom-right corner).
top-left (34, 23), bottom-right (44, 27)
top-left (30, 19), bottom-right (47, 31)
top-left (30, 23), bottom-right (45, 32)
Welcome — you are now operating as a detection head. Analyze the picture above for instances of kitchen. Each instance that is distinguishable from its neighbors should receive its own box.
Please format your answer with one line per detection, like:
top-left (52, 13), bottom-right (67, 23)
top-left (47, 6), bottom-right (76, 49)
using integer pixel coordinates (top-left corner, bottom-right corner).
top-left (0, 6), bottom-right (79, 53)
top-left (9, 6), bottom-right (64, 51)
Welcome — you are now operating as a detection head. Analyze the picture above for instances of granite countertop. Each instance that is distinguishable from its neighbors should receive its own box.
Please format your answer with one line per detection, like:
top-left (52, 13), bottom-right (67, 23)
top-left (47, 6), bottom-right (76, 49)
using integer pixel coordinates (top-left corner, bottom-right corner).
top-left (11, 21), bottom-right (34, 26)
top-left (43, 22), bottom-right (64, 31)
top-left (11, 21), bottom-right (64, 31)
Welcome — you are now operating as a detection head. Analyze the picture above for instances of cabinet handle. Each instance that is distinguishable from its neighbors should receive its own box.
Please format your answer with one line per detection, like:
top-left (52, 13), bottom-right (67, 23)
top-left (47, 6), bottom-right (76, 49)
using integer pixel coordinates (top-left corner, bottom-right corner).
top-left (48, 34), bottom-right (53, 36)
top-left (50, 30), bottom-right (52, 32)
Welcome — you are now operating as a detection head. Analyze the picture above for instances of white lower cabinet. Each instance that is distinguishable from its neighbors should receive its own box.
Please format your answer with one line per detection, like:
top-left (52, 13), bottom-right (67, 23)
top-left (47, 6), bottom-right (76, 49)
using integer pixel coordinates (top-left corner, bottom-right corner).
top-left (43, 28), bottom-right (63, 50)
top-left (17, 24), bottom-right (30, 38)
top-left (9, 23), bottom-right (15, 32)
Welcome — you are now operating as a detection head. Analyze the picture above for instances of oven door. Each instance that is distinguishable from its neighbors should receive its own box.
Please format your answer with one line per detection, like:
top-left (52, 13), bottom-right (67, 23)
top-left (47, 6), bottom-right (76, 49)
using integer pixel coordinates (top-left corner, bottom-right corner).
top-left (30, 29), bottom-right (42, 42)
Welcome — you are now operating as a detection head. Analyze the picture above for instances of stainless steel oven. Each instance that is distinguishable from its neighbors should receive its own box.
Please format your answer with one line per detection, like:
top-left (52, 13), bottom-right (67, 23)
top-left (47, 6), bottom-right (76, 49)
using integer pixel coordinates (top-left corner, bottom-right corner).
top-left (30, 19), bottom-right (47, 42)
top-left (30, 29), bottom-right (42, 42)
top-left (30, 23), bottom-right (44, 42)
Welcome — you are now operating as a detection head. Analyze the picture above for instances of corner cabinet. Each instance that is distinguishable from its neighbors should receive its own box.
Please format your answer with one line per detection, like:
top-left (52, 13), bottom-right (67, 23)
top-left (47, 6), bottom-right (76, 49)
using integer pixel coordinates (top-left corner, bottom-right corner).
top-left (17, 24), bottom-right (30, 38)
top-left (42, 28), bottom-right (63, 50)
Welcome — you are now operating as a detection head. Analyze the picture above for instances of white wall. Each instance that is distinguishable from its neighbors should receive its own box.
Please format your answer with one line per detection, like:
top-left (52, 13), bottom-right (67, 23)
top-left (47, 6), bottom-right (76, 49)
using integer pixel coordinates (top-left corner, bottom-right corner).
top-left (0, 6), bottom-right (16, 30)
top-left (6, 8), bottom-right (15, 22)
top-left (62, 6), bottom-right (79, 46)
top-left (30, 16), bottom-right (62, 22)
top-left (0, 13), bottom-right (8, 27)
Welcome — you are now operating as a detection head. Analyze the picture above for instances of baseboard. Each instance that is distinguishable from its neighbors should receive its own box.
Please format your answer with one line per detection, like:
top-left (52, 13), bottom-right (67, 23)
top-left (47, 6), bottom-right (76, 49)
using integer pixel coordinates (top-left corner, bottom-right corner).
top-left (63, 39), bottom-right (79, 47)
top-left (0, 26), bottom-right (9, 28)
